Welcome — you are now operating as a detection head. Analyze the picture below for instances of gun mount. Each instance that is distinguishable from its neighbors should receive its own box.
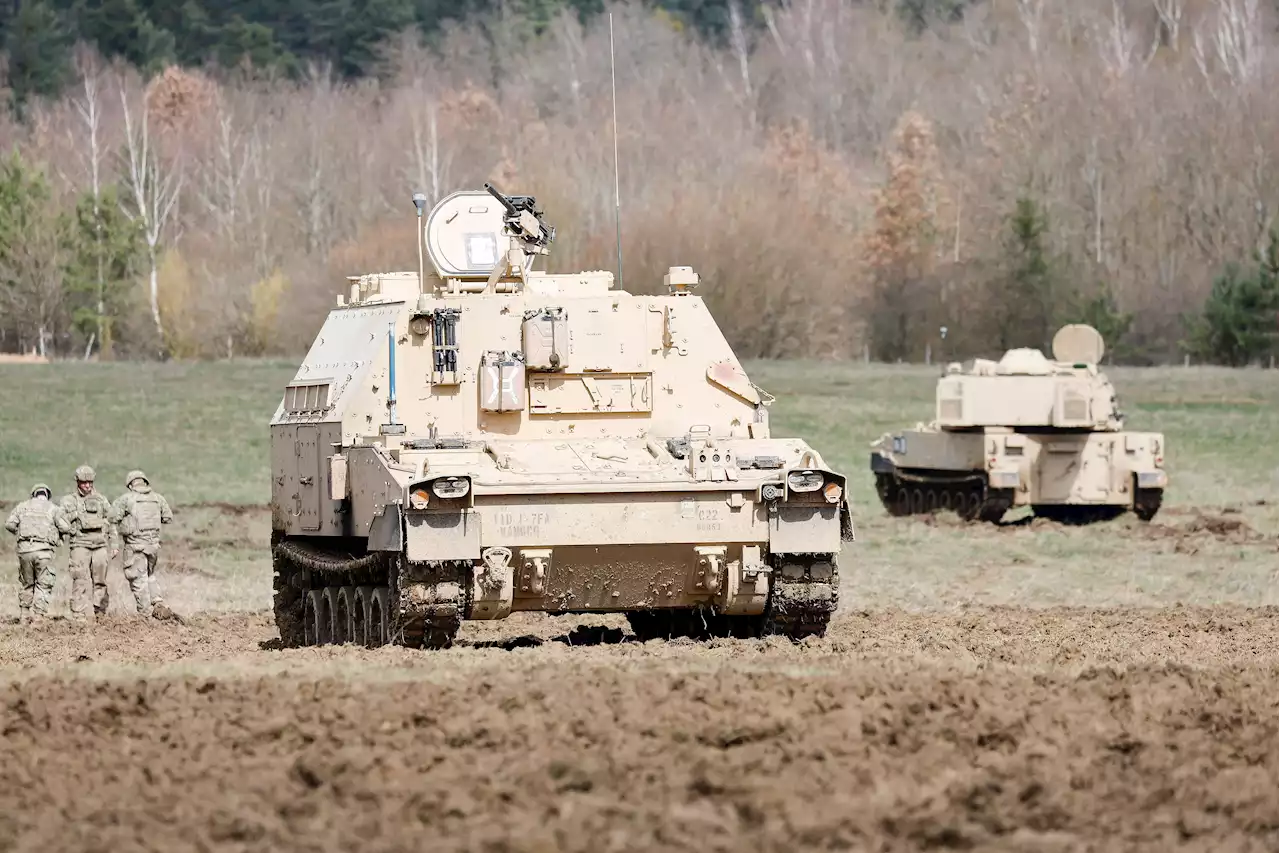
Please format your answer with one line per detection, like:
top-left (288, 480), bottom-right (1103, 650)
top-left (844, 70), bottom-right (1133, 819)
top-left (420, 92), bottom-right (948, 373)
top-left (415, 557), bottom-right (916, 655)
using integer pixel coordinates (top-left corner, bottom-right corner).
top-left (484, 182), bottom-right (555, 251)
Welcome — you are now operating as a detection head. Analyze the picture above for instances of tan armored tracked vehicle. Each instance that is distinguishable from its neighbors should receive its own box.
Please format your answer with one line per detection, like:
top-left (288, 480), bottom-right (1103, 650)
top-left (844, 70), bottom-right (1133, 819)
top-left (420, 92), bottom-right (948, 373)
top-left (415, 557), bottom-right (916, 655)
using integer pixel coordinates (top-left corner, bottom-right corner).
top-left (270, 184), bottom-right (853, 648)
top-left (869, 325), bottom-right (1166, 524)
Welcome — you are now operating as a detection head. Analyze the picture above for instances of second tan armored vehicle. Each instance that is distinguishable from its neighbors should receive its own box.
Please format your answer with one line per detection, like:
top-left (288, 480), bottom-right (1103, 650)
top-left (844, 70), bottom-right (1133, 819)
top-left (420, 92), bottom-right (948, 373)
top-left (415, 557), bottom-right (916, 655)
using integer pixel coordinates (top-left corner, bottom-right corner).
top-left (270, 184), bottom-right (853, 649)
top-left (869, 325), bottom-right (1166, 524)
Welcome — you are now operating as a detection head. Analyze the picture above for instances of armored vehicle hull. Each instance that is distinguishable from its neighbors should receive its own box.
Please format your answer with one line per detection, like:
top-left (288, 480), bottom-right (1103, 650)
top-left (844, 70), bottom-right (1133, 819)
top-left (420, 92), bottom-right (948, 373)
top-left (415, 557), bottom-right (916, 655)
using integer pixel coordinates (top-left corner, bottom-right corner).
top-left (870, 426), bottom-right (1166, 523)
top-left (271, 187), bottom-right (852, 648)
top-left (869, 325), bottom-right (1166, 524)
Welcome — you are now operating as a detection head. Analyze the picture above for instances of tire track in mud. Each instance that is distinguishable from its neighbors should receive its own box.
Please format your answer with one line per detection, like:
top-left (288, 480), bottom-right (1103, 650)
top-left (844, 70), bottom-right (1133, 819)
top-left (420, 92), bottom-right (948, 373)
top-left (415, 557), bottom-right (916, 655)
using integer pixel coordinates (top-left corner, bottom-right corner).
top-left (0, 607), bottom-right (1275, 852)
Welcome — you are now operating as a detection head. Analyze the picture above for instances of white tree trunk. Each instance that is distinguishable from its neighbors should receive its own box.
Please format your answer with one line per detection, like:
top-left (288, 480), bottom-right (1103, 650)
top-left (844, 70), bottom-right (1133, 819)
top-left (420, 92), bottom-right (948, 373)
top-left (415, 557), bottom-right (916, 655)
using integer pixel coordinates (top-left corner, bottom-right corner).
top-left (119, 78), bottom-right (181, 348)
top-left (148, 246), bottom-right (162, 337)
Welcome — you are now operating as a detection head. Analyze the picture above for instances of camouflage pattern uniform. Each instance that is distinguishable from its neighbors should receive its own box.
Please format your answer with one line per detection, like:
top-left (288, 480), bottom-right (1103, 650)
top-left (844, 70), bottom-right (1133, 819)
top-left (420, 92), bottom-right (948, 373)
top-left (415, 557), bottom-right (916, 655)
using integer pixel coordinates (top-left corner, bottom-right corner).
top-left (111, 470), bottom-right (173, 618)
top-left (4, 484), bottom-right (68, 619)
top-left (60, 465), bottom-right (115, 621)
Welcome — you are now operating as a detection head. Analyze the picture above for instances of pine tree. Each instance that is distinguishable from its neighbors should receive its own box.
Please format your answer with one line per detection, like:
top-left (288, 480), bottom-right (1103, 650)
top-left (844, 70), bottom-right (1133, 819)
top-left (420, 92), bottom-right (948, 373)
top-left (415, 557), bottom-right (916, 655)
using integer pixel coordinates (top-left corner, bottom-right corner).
top-left (216, 16), bottom-right (293, 75)
top-left (0, 151), bottom-right (71, 355)
top-left (4, 0), bottom-right (72, 113)
top-left (312, 0), bottom-right (415, 78)
top-left (64, 184), bottom-right (146, 358)
top-left (1071, 284), bottom-right (1133, 364)
top-left (990, 196), bottom-right (1064, 352)
top-left (73, 0), bottom-right (176, 74)
top-left (1184, 226), bottom-right (1279, 366)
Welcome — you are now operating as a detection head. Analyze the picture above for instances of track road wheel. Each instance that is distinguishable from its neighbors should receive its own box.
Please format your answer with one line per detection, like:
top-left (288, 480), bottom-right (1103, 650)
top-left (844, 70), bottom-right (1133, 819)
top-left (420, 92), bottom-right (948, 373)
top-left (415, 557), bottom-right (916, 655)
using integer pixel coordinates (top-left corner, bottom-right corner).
top-left (977, 488), bottom-right (1014, 524)
top-left (876, 474), bottom-right (912, 517)
top-left (1134, 488), bottom-right (1163, 522)
top-left (334, 587), bottom-right (356, 645)
top-left (352, 586), bottom-right (373, 647)
top-left (302, 590), bottom-right (321, 646)
top-left (959, 490), bottom-right (983, 521)
top-left (321, 587), bottom-right (343, 644)
top-left (368, 587), bottom-right (390, 647)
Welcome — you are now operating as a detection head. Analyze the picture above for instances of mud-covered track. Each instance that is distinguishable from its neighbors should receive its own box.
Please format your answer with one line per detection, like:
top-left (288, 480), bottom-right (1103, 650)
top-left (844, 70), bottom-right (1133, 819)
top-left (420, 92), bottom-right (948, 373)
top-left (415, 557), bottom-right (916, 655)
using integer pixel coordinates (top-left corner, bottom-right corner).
top-left (272, 538), bottom-right (466, 650)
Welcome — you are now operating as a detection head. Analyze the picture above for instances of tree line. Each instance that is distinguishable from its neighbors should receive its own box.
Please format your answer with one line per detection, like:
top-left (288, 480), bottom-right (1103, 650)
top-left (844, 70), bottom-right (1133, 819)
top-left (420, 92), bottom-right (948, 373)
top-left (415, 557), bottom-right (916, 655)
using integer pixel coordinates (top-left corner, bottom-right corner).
top-left (2, 0), bottom-right (785, 109)
top-left (0, 0), bottom-right (1276, 365)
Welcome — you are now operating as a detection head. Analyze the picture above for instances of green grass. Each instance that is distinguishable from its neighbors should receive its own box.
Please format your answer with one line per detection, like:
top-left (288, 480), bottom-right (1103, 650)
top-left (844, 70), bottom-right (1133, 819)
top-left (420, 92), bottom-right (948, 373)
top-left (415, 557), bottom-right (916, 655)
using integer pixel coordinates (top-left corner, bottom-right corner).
top-left (0, 360), bottom-right (296, 505)
top-left (3, 360), bottom-right (1274, 509)
top-left (0, 359), bottom-right (1276, 616)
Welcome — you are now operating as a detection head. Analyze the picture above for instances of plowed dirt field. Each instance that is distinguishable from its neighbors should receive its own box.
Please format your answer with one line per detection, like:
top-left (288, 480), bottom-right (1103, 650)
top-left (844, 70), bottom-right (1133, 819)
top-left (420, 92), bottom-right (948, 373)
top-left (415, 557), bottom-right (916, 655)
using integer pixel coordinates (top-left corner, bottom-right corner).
top-left (1, 605), bottom-right (1275, 853)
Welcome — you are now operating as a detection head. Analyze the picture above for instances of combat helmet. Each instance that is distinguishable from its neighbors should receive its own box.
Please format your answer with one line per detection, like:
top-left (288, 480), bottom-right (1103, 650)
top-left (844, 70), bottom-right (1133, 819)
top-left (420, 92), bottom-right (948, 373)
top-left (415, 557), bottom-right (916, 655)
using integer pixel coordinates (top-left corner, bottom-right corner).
top-left (75, 465), bottom-right (96, 483)
top-left (30, 483), bottom-right (51, 498)
top-left (126, 470), bottom-right (149, 488)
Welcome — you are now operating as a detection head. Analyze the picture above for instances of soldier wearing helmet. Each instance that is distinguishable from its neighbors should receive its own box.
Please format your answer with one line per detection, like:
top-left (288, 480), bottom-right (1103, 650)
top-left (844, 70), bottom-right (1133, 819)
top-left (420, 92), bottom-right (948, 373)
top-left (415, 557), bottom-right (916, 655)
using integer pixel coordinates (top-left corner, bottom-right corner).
top-left (4, 484), bottom-right (69, 621)
top-left (110, 470), bottom-right (174, 619)
top-left (60, 464), bottom-right (115, 621)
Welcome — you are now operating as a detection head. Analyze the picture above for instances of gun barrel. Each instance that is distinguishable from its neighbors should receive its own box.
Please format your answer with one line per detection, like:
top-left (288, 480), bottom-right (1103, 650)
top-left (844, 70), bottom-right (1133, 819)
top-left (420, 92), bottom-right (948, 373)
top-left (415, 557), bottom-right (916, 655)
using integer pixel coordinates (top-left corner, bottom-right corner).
top-left (483, 182), bottom-right (518, 216)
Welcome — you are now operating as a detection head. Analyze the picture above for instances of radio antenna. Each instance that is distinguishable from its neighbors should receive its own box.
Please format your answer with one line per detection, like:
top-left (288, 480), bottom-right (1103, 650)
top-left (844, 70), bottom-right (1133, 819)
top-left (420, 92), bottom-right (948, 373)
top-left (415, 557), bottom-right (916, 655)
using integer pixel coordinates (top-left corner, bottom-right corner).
top-left (609, 12), bottom-right (623, 289)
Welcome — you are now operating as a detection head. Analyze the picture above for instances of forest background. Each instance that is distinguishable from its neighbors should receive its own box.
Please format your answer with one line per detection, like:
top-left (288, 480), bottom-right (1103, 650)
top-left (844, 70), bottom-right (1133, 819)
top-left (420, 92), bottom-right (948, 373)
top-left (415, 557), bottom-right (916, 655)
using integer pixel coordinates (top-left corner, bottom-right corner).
top-left (0, 0), bottom-right (1275, 365)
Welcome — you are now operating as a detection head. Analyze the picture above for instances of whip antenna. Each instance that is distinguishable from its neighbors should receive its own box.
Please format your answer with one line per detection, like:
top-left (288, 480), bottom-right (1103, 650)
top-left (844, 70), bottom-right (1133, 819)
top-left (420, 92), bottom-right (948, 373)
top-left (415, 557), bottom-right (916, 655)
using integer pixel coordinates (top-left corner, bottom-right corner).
top-left (609, 12), bottom-right (623, 289)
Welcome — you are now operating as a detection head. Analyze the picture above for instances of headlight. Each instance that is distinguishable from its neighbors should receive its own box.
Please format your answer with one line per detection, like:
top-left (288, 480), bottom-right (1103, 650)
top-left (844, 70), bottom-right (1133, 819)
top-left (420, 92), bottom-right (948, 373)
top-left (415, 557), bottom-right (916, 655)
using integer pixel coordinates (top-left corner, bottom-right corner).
top-left (787, 471), bottom-right (823, 493)
top-left (761, 483), bottom-right (783, 501)
top-left (431, 477), bottom-right (470, 500)
top-left (823, 482), bottom-right (843, 504)
top-left (409, 489), bottom-right (430, 509)
top-left (409, 315), bottom-right (431, 336)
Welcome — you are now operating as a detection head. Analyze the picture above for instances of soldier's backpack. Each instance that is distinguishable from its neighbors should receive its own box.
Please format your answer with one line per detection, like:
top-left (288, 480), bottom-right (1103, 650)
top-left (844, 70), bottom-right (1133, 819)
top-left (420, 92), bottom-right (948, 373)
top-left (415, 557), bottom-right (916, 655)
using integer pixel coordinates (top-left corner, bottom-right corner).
top-left (79, 495), bottom-right (109, 532)
top-left (17, 500), bottom-right (57, 545)
top-left (132, 493), bottom-right (163, 533)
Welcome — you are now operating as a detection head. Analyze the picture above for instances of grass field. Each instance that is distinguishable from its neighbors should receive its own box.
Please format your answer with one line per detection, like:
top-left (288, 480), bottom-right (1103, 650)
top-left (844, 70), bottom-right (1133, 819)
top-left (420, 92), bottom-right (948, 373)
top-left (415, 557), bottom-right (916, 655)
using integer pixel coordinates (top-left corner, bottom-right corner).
top-left (1, 360), bottom-right (1275, 615)
top-left (2, 360), bottom-right (1275, 508)
top-left (0, 359), bottom-right (1276, 852)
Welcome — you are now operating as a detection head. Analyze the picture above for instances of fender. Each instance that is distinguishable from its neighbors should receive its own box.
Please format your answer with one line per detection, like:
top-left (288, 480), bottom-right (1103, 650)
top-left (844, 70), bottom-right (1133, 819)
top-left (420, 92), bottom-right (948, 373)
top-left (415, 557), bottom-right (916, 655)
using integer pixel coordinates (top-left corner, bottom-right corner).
top-left (368, 503), bottom-right (403, 552)
top-left (840, 500), bottom-right (856, 543)
top-left (770, 466), bottom-right (847, 555)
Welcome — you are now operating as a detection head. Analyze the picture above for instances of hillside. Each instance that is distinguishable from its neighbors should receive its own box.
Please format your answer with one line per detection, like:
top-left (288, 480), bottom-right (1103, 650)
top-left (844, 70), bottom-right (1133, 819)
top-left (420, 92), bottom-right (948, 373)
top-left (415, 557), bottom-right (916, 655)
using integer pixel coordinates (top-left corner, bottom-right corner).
top-left (0, 0), bottom-right (1276, 364)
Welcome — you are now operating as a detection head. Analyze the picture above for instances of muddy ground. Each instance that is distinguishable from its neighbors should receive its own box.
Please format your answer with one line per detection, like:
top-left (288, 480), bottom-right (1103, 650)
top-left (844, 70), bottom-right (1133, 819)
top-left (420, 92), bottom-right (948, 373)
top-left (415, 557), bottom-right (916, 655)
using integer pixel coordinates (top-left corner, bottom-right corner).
top-left (0, 606), bottom-right (1275, 853)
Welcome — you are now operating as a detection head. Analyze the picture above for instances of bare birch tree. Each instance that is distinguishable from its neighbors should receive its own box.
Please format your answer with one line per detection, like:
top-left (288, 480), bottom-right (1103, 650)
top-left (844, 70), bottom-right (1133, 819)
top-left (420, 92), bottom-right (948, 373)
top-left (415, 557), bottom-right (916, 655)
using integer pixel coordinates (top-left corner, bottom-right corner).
top-left (1193, 0), bottom-right (1262, 87)
top-left (71, 50), bottom-right (109, 356)
top-left (118, 77), bottom-right (183, 342)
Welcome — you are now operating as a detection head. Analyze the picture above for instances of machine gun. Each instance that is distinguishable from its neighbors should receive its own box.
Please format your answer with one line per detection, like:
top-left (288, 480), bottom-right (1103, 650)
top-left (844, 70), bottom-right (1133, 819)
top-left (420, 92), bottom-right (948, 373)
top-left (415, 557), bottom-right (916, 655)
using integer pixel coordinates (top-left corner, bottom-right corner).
top-left (484, 182), bottom-right (555, 251)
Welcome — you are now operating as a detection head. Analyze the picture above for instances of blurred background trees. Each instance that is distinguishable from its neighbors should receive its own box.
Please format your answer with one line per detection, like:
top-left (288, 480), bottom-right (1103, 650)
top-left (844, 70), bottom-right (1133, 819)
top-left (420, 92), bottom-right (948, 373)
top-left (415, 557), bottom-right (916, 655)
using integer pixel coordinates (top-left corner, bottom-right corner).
top-left (0, 0), bottom-right (1275, 364)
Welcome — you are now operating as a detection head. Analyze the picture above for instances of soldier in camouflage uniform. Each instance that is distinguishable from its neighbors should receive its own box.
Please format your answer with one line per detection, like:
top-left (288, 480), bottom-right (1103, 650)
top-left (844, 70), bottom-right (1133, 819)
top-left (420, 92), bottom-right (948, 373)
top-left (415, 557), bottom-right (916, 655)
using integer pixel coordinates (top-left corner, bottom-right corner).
top-left (60, 465), bottom-right (115, 621)
top-left (111, 470), bottom-right (174, 619)
top-left (4, 484), bottom-right (68, 620)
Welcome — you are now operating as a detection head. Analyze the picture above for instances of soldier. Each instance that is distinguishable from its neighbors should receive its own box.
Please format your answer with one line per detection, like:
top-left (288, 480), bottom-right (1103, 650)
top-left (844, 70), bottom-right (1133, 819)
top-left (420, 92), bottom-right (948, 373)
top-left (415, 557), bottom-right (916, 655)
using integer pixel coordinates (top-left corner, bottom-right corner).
top-left (111, 470), bottom-right (174, 619)
top-left (4, 484), bottom-right (68, 621)
top-left (60, 465), bottom-right (115, 621)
